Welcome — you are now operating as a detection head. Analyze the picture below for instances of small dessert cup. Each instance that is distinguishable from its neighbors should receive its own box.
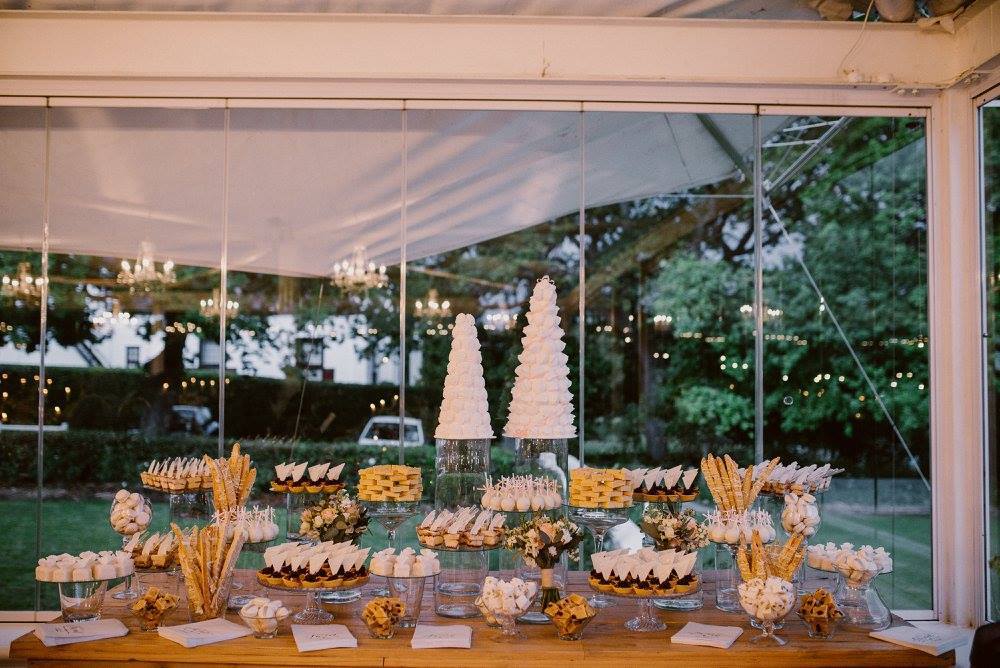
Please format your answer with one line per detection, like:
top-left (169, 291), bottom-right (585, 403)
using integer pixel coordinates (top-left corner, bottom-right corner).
top-left (545, 612), bottom-right (595, 640)
top-left (797, 611), bottom-right (843, 640)
top-left (239, 611), bottom-right (282, 639)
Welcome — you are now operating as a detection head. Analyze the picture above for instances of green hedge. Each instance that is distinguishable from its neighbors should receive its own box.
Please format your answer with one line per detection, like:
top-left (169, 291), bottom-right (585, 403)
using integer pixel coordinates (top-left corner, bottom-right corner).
top-left (0, 428), bottom-right (661, 501)
top-left (0, 364), bottom-right (438, 442)
top-left (0, 430), bottom-right (521, 503)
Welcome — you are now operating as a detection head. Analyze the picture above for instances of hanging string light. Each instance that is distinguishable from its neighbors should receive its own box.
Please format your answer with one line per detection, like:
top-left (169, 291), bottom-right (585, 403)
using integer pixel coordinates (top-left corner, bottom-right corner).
top-left (117, 241), bottom-right (176, 291)
top-left (330, 245), bottom-right (388, 292)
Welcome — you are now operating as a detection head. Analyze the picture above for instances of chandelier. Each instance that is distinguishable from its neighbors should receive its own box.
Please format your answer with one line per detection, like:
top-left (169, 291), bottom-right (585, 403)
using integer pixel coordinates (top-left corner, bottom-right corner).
top-left (414, 289), bottom-right (451, 319)
top-left (330, 245), bottom-right (388, 291)
top-left (199, 287), bottom-right (239, 319)
top-left (1, 262), bottom-right (45, 302)
top-left (117, 242), bottom-right (176, 291)
top-left (482, 308), bottom-right (518, 332)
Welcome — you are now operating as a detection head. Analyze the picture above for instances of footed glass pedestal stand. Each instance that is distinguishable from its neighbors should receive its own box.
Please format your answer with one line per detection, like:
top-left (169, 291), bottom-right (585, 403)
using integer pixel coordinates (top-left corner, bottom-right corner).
top-left (569, 505), bottom-right (628, 609)
top-left (363, 500), bottom-right (419, 597)
top-left (112, 535), bottom-right (140, 601)
top-left (835, 571), bottom-right (891, 631)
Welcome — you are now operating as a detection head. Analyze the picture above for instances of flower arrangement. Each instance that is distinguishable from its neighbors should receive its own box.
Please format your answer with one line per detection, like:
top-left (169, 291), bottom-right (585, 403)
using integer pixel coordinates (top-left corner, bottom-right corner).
top-left (640, 508), bottom-right (709, 553)
top-left (504, 516), bottom-right (583, 610)
top-left (299, 490), bottom-right (369, 543)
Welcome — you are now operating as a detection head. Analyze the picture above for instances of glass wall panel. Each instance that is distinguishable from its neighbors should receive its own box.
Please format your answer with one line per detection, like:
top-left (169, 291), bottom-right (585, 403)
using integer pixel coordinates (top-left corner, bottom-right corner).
top-left (984, 98), bottom-right (1000, 620)
top-left (0, 105), bottom-right (46, 611)
top-left (227, 107), bottom-right (404, 553)
top-left (42, 106), bottom-right (225, 608)
top-left (763, 115), bottom-right (931, 610)
top-left (581, 111), bottom-right (755, 567)
top-left (583, 111), bottom-right (756, 467)
top-left (404, 109), bottom-right (581, 559)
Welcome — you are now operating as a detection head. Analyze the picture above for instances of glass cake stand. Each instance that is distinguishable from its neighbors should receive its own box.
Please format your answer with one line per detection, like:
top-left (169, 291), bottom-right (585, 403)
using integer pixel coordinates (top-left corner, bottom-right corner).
top-left (141, 486), bottom-right (213, 528)
top-left (634, 497), bottom-right (704, 611)
top-left (262, 577), bottom-right (370, 624)
top-left (586, 582), bottom-right (698, 632)
top-left (568, 504), bottom-right (630, 609)
top-left (362, 500), bottom-right (420, 597)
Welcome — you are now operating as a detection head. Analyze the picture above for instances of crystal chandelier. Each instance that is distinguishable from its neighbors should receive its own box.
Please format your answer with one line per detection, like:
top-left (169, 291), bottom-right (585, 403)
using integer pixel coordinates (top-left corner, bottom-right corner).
top-left (482, 308), bottom-right (518, 331)
top-left (199, 287), bottom-right (239, 319)
top-left (1, 262), bottom-right (45, 302)
top-left (117, 241), bottom-right (176, 291)
top-left (330, 245), bottom-right (387, 291)
top-left (414, 289), bottom-right (451, 319)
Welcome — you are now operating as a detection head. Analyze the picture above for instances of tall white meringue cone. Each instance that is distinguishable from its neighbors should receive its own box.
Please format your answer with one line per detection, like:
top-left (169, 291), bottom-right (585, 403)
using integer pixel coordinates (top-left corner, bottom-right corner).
top-left (504, 276), bottom-right (576, 439)
top-left (435, 313), bottom-right (494, 440)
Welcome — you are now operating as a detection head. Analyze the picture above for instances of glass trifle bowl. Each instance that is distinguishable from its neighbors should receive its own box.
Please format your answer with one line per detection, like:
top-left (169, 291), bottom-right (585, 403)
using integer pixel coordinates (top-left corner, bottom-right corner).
top-left (738, 576), bottom-right (796, 645)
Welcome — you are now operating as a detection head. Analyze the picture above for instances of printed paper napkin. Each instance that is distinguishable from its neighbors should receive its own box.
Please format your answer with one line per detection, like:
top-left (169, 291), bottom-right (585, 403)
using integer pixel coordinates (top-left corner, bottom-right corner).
top-left (670, 622), bottom-right (743, 649)
top-left (157, 618), bottom-right (250, 648)
top-left (291, 624), bottom-right (357, 651)
top-left (410, 624), bottom-right (472, 649)
top-left (34, 619), bottom-right (128, 647)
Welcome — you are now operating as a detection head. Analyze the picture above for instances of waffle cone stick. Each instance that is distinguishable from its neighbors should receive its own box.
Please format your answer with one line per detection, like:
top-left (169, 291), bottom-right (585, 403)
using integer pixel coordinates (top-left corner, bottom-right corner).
top-left (750, 531), bottom-right (767, 579)
top-left (723, 455), bottom-right (743, 512)
top-left (212, 523), bottom-right (226, 581)
top-left (705, 455), bottom-right (727, 510)
top-left (700, 457), bottom-right (723, 508)
top-left (737, 546), bottom-right (752, 581)
top-left (172, 523), bottom-right (205, 616)
top-left (741, 468), bottom-right (753, 508)
top-left (211, 531), bottom-right (245, 614)
top-left (747, 457), bottom-right (780, 507)
top-left (718, 457), bottom-right (738, 512)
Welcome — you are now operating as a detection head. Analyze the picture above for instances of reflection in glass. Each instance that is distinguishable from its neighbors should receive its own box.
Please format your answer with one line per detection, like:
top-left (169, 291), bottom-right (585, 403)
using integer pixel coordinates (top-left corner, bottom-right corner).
top-left (0, 105), bottom-right (47, 612)
top-left (763, 116), bottom-right (931, 611)
top-left (984, 99), bottom-right (1000, 620)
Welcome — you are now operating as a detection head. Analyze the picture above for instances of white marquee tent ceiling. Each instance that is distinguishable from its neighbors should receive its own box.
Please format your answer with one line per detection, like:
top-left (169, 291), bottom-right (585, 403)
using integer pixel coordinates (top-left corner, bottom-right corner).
top-left (0, 106), bottom-right (784, 277)
top-left (0, 1), bottom-right (822, 20)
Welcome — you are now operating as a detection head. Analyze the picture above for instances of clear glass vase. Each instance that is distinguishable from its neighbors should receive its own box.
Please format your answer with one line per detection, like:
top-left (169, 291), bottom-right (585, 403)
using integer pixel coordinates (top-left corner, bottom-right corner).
top-left (512, 438), bottom-right (569, 498)
top-left (387, 575), bottom-right (430, 627)
top-left (835, 571), bottom-right (891, 631)
top-left (516, 558), bottom-right (567, 624)
top-left (58, 581), bottom-right (108, 622)
top-left (435, 437), bottom-right (491, 509)
top-left (435, 550), bottom-right (488, 618)
top-left (714, 543), bottom-right (742, 613)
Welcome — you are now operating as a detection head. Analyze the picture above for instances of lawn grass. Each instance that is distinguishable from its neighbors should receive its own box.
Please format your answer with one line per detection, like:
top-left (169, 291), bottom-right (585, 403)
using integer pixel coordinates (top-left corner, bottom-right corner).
top-left (0, 498), bottom-right (933, 612)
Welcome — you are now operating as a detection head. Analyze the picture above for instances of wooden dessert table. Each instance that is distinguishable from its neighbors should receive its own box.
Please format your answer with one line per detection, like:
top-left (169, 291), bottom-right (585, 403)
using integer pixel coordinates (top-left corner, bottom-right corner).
top-left (11, 570), bottom-right (955, 667)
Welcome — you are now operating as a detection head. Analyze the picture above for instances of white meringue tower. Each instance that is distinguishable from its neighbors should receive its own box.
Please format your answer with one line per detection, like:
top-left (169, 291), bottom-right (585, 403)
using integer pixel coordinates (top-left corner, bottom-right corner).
top-left (435, 312), bottom-right (494, 440)
top-left (504, 276), bottom-right (576, 439)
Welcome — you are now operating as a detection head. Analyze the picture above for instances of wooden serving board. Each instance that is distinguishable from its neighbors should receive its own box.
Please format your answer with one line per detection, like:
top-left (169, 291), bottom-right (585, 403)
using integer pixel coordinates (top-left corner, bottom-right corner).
top-left (10, 570), bottom-right (954, 667)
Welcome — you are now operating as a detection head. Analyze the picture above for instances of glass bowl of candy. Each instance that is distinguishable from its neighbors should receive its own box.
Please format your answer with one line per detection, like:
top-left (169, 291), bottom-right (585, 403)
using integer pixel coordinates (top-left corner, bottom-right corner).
top-left (238, 598), bottom-right (290, 639)
top-left (129, 586), bottom-right (178, 631)
top-left (738, 576), bottom-right (795, 645)
top-left (544, 594), bottom-right (598, 640)
top-left (362, 597), bottom-right (405, 639)
top-left (475, 577), bottom-right (537, 642)
top-left (797, 588), bottom-right (844, 640)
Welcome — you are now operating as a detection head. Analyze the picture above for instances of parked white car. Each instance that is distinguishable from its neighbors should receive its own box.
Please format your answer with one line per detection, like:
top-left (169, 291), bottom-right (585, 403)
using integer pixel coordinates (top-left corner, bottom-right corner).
top-left (357, 416), bottom-right (425, 447)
